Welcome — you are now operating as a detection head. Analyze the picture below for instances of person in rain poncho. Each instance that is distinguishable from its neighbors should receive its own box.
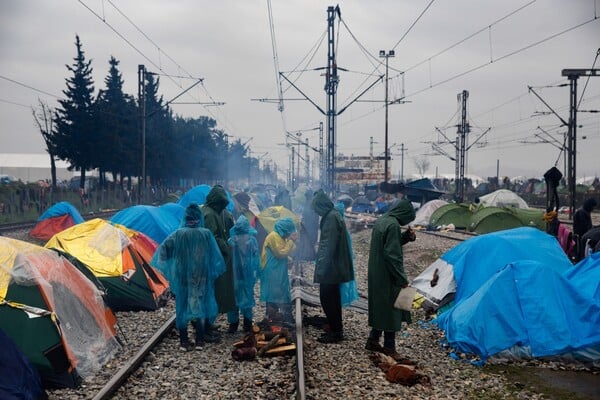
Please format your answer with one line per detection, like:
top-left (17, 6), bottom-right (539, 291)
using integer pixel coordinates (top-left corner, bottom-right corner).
top-left (227, 215), bottom-right (260, 333)
top-left (202, 185), bottom-right (236, 332)
top-left (260, 217), bottom-right (298, 324)
top-left (335, 202), bottom-right (358, 307)
top-left (151, 203), bottom-right (225, 351)
top-left (311, 189), bottom-right (354, 344)
top-left (295, 190), bottom-right (319, 261)
top-left (366, 198), bottom-right (416, 363)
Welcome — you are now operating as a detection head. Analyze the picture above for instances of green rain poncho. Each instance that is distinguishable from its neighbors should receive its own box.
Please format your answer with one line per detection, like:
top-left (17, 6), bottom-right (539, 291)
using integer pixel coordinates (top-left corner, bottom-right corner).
top-left (367, 198), bottom-right (416, 332)
top-left (311, 189), bottom-right (353, 284)
top-left (151, 204), bottom-right (225, 330)
top-left (228, 215), bottom-right (260, 310)
top-left (202, 185), bottom-right (236, 313)
top-left (260, 217), bottom-right (297, 304)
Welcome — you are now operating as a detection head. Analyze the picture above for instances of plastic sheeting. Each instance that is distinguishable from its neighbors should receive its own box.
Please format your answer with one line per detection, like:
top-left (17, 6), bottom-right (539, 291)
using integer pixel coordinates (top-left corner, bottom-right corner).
top-left (0, 237), bottom-right (120, 381)
top-left (111, 204), bottom-right (181, 244)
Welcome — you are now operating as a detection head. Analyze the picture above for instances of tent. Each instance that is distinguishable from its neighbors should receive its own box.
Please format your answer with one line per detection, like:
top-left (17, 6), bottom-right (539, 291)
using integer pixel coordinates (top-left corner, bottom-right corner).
top-left (429, 203), bottom-right (472, 229)
top-left (232, 191), bottom-right (265, 219)
top-left (110, 204), bottom-right (181, 244)
top-left (45, 219), bottom-right (169, 311)
top-left (254, 206), bottom-right (299, 249)
top-left (351, 196), bottom-right (375, 213)
top-left (159, 202), bottom-right (185, 222)
top-left (411, 227), bottom-right (572, 310)
top-left (0, 237), bottom-right (120, 388)
top-left (30, 201), bottom-right (84, 241)
top-left (0, 327), bottom-right (46, 399)
top-left (478, 189), bottom-right (529, 209)
top-left (468, 207), bottom-right (545, 234)
top-left (177, 184), bottom-right (235, 213)
top-left (411, 199), bottom-right (448, 227)
top-left (434, 259), bottom-right (600, 364)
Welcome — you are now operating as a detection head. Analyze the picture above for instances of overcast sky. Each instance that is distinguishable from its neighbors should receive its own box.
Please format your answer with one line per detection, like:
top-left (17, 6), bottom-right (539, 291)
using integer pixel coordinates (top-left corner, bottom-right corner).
top-left (1, 0), bottom-right (599, 182)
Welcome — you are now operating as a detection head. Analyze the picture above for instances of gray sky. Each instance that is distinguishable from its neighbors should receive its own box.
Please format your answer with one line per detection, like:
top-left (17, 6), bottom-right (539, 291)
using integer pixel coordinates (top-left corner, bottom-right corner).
top-left (1, 0), bottom-right (599, 182)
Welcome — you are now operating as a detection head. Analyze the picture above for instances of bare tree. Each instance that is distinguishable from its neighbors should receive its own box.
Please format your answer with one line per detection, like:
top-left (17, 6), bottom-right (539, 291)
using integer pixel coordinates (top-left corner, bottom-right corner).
top-left (32, 99), bottom-right (58, 189)
top-left (413, 156), bottom-right (431, 178)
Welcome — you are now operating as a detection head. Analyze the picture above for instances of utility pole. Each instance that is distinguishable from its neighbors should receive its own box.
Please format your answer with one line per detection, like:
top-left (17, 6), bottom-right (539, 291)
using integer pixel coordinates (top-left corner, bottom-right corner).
top-left (562, 68), bottom-right (599, 218)
top-left (137, 65), bottom-right (146, 203)
top-left (319, 121), bottom-right (324, 185)
top-left (325, 5), bottom-right (340, 196)
top-left (456, 90), bottom-right (469, 202)
top-left (379, 50), bottom-right (395, 183)
top-left (305, 138), bottom-right (310, 185)
top-left (399, 143), bottom-right (407, 182)
top-left (278, 6), bottom-right (381, 196)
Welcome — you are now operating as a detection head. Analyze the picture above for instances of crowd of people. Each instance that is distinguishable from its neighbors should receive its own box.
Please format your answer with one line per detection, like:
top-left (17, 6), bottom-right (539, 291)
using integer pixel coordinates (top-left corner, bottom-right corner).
top-left (152, 184), bottom-right (418, 363)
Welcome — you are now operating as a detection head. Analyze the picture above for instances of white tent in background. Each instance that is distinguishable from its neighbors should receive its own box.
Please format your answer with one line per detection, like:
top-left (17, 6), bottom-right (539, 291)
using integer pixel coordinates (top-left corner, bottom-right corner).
top-left (411, 199), bottom-right (448, 227)
top-left (478, 189), bottom-right (529, 209)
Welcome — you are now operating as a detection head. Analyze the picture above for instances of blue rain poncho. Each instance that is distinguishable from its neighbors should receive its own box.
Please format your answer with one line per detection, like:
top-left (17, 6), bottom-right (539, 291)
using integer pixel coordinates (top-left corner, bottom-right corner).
top-left (228, 215), bottom-right (260, 310)
top-left (260, 217), bottom-right (297, 304)
top-left (151, 204), bottom-right (225, 330)
top-left (336, 202), bottom-right (359, 307)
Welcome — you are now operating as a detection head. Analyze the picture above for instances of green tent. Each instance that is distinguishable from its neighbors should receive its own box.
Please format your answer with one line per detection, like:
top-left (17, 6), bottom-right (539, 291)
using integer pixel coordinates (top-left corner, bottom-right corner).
top-left (429, 203), bottom-right (473, 229)
top-left (468, 207), bottom-right (521, 234)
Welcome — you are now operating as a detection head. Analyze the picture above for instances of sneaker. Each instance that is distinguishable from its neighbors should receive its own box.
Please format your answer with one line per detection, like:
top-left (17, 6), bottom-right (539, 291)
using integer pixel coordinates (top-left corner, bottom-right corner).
top-left (365, 338), bottom-right (384, 352)
top-left (203, 332), bottom-right (221, 344)
top-left (382, 347), bottom-right (416, 365)
top-left (317, 331), bottom-right (344, 344)
top-left (179, 340), bottom-right (195, 352)
top-left (195, 341), bottom-right (205, 350)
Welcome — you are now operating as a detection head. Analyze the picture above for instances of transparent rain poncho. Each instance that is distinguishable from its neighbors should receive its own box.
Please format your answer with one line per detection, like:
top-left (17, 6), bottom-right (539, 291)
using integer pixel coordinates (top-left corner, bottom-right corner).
top-left (0, 237), bottom-right (121, 381)
top-left (335, 202), bottom-right (359, 307)
top-left (228, 215), bottom-right (260, 310)
top-left (260, 217), bottom-right (297, 304)
top-left (151, 226), bottom-right (225, 330)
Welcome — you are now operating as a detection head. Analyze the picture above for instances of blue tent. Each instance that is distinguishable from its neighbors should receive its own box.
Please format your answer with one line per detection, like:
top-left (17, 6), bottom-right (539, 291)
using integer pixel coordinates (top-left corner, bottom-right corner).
top-left (111, 205), bottom-right (181, 244)
top-left (412, 227), bottom-right (572, 307)
top-left (159, 202), bottom-right (185, 223)
top-left (435, 259), bottom-right (600, 363)
top-left (177, 184), bottom-right (235, 213)
top-left (37, 201), bottom-right (83, 223)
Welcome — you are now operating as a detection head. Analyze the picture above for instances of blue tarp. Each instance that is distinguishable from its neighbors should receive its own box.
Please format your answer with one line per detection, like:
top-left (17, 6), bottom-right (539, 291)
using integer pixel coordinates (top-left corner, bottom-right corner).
top-left (442, 227), bottom-right (571, 304)
top-left (432, 227), bottom-right (600, 363)
top-left (177, 184), bottom-right (235, 213)
top-left (159, 203), bottom-right (185, 223)
top-left (37, 201), bottom-right (84, 223)
top-left (111, 205), bottom-right (181, 244)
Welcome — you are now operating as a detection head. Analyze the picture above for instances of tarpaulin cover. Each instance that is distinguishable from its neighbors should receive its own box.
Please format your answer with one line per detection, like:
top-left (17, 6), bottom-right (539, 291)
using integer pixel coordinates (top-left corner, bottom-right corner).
top-left (435, 259), bottom-right (600, 362)
top-left (178, 184), bottom-right (235, 213)
top-left (111, 205), bottom-right (180, 244)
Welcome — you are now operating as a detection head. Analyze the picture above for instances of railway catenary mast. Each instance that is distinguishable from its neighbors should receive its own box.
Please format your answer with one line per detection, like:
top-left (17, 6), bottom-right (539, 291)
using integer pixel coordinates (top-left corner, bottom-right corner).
top-left (325, 5), bottom-right (340, 196)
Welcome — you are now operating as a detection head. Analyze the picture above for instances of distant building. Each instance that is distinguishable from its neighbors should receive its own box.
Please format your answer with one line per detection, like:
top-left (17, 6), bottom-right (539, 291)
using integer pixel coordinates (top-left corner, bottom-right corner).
top-left (0, 153), bottom-right (72, 183)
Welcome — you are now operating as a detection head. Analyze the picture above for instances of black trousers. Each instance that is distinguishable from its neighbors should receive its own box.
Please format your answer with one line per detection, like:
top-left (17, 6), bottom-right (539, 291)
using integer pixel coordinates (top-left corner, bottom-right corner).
top-left (319, 283), bottom-right (343, 333)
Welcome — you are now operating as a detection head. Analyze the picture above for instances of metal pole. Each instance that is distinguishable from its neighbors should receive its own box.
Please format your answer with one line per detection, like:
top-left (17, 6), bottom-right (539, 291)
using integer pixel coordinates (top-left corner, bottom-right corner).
top-left (384, 55), bottom-right (389, 183)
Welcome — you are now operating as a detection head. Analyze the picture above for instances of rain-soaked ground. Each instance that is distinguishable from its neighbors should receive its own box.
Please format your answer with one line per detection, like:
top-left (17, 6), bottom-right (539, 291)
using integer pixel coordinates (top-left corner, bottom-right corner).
top-left (485, 365), bottom-right (600, 400)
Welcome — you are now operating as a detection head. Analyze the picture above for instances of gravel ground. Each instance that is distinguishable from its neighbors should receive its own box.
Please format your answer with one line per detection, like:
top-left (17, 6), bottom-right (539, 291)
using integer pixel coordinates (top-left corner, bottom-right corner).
top-left (4, 225), bottom-right (598, 399)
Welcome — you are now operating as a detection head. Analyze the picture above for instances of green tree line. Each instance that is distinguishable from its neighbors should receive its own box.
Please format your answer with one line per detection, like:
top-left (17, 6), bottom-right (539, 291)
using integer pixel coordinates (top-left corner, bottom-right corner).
top-left (36, 35), bottom-right (274, 191)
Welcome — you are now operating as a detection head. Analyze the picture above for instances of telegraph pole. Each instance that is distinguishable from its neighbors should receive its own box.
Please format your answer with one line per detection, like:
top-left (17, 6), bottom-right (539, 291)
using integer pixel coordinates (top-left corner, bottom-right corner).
top-left (137, 65), bottom-right (146, 202)
top-left (325, 5), bottom-right (340, 195)
top-left (456, 90), bottom-right (469, 202)
top-left (379, 50), bottom-right (395, 183)
top-left (562, 68), bottom-right (599, 218)
top-left (399, 143), bottom-right (407, 182)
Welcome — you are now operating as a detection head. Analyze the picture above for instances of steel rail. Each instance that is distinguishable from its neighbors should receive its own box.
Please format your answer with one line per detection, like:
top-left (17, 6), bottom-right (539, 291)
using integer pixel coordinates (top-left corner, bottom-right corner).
top-left (92, 314), bottom-right (175, 400)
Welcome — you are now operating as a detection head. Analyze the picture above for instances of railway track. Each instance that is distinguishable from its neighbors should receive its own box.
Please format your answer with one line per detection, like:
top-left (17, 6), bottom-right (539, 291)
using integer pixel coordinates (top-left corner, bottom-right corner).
top-left (12, 210), bottom-right (587, 399)
top-left (0, 210), bottom-right (117, 234)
